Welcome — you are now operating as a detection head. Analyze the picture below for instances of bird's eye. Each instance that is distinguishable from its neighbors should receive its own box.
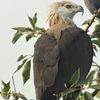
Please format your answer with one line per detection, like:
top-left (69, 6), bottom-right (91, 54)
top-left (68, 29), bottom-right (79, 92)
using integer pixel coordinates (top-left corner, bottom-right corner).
top-left (65, 5), bottom-right (71, 8)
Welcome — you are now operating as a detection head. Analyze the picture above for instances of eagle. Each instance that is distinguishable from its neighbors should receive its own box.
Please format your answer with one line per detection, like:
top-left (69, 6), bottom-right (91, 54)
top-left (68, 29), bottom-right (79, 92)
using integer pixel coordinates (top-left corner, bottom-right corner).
top-left (84, 0), bottom-right (100, 18)
top-left (33, 1), bottom-right (93, 100)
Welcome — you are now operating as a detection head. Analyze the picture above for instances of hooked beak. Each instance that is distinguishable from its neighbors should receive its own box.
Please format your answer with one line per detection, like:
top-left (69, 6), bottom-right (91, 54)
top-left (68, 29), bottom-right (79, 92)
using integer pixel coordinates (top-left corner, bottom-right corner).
top-left (78, 5), bottom-right (84, 16)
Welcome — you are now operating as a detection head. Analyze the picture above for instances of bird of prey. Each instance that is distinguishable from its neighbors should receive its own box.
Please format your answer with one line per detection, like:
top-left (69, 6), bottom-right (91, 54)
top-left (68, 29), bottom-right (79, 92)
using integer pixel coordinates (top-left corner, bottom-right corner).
top-left (33, 1), bottom-right (93, 100)
top-left (84, 0), bottom-right (100, 18)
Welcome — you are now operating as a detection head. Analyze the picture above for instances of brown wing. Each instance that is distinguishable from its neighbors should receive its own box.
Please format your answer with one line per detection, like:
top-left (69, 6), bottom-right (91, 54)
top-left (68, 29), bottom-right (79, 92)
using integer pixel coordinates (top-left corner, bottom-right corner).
top-left (33, 33), bottom-right (59, 87)
top-left (49, 27), bottom-right (93, 94)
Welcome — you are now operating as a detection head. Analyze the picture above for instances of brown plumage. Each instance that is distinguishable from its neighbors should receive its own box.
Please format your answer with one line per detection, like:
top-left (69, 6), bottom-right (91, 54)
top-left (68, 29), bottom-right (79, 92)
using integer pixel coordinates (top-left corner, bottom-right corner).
top-left (33, 1), bottom-right (93, 100)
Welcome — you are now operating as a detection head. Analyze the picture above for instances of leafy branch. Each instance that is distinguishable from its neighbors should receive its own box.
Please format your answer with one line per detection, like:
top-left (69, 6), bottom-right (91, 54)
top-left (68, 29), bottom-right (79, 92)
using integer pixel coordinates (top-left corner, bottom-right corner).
top-left (84, 9), bottom-right (100, 32)
top-left (12, 13), bottom-right (46, 44)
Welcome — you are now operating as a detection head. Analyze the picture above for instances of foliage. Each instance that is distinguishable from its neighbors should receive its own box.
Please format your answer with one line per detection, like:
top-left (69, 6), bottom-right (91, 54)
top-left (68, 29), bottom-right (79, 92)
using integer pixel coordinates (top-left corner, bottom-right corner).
top-left (0, 10), bottom-right (100, 100)
top-left (12, 13), bottom-right (46, 44)
top-left (0, 81), bottom-right (10, 99)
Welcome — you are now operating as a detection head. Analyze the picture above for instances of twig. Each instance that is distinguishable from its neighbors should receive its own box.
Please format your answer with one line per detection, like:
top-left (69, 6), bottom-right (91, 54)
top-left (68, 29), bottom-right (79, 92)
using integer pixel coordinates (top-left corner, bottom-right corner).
top-left (12, 74), bottom-right (19, 100)
top-left (85, 9), bottom-right (100, 32)
top-left (93, 61), bottom-right (100, 68)
top-left (92, 89), bottom-right (100, 97)
top-left (12, 74), bottom-right (16, 92)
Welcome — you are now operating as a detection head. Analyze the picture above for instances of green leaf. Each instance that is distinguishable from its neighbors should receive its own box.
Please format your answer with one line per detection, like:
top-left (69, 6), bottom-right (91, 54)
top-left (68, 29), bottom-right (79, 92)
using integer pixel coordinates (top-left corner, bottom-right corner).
top-left (82, 19), bottom-right (91, 25)
top-left (93, 44), bottom-right (98, 53)
top-left (32, 13), bottom-right (37, 28)
top-left (61, 88), bottom-right (78, 97)
top-left (75, 80), bottom-right (86, 87)
top-left (28, 16), bottom-right (34, 29)
top-left (26, 27), bottom-right (33, 32)
top-left (85, 70), bottom-right (96, 83)
top-left (13, 27), bottom-right (27, 32)
top-left (70, 68), bottom-right (80, 86)
top-left (1, 81), bottom-right (10, 92)
top-left (1, 91), bottom-right (10, 99)
top-left (12, 33), bottom-right (23, 44)
top-left (14, 59), bottom-right (28, 73)
top-left (26, 33), bottom-right (35, 41)
top-left (84, 92), bottom-right (93, 100)
top-left (80, 95), bottom-right (85, 100)
top-left (22, 60), bottom-right (31, 84)
top-left (96, 17), bottom-right (100, 23)
top-left (28, 13), bottom-right (37, 29)
top-left (94, 24), bottom-right (100, 31)
top-left (96, 91), bottom-right (100, 99)
top-left (36, 26), bottom-right (46, 32)
top-left (89, 85), bottom-right (100, 89)
top-left (12, 92), bottom-right (27, 100)
top-left (13, 27), bottom-right (34, 32)
top-left (1, 81), bottom-right (10, 99)
top-left (92, 39), bottom-right (100, 47)
top-left (17, 55), bottom-right (27, 62)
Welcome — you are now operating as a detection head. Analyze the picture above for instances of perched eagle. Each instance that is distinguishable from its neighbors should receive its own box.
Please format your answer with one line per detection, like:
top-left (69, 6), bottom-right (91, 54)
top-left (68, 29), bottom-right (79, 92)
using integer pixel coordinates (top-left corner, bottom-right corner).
top-left (33, 1), bottom-right (93, 100)
top-left (84, 0), bottom-right (100, 18)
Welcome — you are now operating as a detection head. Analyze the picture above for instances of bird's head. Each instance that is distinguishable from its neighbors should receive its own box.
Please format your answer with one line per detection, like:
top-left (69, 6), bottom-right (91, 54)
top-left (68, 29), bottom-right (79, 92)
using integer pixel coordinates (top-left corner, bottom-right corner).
top-left (47, 0), bottom-right (84, 27)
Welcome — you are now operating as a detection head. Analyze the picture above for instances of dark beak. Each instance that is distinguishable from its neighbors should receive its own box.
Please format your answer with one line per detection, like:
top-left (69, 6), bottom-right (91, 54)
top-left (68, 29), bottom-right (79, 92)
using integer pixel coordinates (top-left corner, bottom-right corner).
top-left (78, 5), bottom-right (84, 16)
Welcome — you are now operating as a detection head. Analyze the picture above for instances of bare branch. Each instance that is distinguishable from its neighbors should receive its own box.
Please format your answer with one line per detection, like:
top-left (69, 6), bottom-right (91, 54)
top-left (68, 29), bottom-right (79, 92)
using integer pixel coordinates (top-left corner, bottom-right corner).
top-left (12, 74), bottom-right (19, 100)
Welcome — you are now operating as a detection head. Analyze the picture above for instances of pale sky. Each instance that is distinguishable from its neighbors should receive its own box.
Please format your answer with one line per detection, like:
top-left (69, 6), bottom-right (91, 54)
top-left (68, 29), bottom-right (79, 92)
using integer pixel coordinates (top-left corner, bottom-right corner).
top-left (0, 0), bottom-right (100, 100)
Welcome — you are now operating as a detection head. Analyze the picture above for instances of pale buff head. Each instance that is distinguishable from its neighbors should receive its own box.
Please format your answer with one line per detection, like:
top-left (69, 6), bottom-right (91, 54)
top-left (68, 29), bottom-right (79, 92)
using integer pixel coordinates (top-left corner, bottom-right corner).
top-left (47, 0), bottom-right (84, 27)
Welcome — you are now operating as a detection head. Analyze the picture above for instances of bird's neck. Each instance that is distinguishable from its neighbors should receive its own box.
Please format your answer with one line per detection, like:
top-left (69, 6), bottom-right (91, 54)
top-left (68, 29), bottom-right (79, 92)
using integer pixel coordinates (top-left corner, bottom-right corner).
top-left (61, 16), bottom-right (76, 27)
top-left (47, 17), bottom-right (76, 41)
top-left (49, 16), bottom-right (76, 27)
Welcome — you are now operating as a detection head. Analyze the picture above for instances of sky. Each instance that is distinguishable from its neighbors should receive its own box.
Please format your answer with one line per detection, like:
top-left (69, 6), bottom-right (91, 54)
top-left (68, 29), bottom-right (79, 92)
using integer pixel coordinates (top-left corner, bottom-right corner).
top-left (0, 0), bottom-right (100, 100)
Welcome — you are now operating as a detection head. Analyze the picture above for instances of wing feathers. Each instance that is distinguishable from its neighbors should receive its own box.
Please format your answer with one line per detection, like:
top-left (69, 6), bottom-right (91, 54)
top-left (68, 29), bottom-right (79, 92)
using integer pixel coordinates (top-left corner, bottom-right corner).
top-left (42, 63), bottom-right (58, 87)
top-left (34, 33), bottom-right (59, 87)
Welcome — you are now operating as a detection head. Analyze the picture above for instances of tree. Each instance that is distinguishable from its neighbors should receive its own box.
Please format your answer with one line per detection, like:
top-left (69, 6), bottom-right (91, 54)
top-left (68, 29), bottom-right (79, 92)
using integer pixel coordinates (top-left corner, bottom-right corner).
top-left (0, 10), bottom-right (100, 100)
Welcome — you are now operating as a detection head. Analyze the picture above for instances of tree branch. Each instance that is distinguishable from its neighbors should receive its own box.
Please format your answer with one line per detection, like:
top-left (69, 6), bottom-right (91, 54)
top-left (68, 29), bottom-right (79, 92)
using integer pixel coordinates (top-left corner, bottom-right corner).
top-left (12, 74), bottom-right (19, 100)
top-left (85, 9), bottom-right (100, 32)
